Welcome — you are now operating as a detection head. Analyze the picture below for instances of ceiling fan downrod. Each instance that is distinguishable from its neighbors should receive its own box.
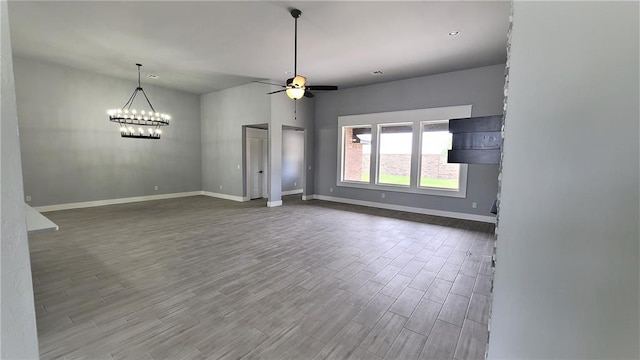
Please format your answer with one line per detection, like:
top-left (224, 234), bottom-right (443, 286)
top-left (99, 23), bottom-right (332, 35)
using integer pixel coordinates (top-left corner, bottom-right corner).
top-left (291, 9), bottom-right (301, 79)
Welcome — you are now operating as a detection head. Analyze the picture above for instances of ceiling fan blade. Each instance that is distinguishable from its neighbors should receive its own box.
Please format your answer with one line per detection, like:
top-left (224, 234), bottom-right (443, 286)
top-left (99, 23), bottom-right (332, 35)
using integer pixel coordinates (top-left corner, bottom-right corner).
top-left (254, 81), bottom-right (286, 88)
top-left (267, 89), bottom-right (287, 95)
top-left (306, 85), bottom-right (338, 91)
top-left (304, 91), bottom-right (315, 98)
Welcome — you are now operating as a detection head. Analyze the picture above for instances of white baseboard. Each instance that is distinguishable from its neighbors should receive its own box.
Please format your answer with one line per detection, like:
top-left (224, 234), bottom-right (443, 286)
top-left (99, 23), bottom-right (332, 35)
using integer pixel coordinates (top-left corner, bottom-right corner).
top-left (267, 200), bottom-right (283, 207)
top-left (201, 191), bottom-right (246, 202)
top-left (35, 191), bottom-right (202, 213)
top-left (313, 195), bottom-right (496, 223)
top-left (282, 189), bottom-right (303, 196)
top-left (302, 194), bottom-right (315, 201)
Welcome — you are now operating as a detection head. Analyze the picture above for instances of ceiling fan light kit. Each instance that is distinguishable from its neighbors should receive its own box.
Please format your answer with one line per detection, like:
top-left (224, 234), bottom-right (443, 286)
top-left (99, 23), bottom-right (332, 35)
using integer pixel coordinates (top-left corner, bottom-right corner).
top-left (258, 9), bottom-right (338, 100)
top-left (286, 87), bottom-right (305, 100)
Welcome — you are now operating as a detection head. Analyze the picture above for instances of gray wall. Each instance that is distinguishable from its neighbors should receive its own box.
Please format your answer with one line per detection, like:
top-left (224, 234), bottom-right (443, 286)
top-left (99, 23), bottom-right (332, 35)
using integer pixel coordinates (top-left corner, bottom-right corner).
top-left (14, 57), bottom-right (202, 207)
top-left (201, 82), bottom-right (271, 197)
top-left (1, 2), bottom-right (40, 357)
top-left (314, 64), bottom-right (504, 216)
top-left (282, 129), bottom-right (304, 192)
top-left (269, 88), bottom-right (314, 202)
top-left (489, 2), bottom-right (639, 359)
top-left (201, 82), bottom-right (314, 201)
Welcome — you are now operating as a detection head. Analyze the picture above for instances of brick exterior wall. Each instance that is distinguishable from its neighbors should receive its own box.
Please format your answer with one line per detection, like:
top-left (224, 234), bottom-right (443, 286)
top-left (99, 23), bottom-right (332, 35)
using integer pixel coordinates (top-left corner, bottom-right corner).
top-left (420, 155), bottom-right (459, 180)
top-left (370, 154), bottom-right (458, 179)
top-left (343, 127), bottom-right (364, 181)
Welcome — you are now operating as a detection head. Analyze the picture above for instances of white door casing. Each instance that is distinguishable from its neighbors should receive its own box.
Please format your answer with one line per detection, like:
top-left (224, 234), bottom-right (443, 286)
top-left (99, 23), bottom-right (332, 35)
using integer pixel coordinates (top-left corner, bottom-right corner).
top-left (246, 128), bottom-right (269, 200)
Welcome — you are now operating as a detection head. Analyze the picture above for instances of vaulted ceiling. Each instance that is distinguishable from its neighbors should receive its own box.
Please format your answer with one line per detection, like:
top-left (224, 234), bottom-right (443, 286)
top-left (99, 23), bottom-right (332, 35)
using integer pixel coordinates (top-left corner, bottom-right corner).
top-left (8, 1), bottom-right (510, 94)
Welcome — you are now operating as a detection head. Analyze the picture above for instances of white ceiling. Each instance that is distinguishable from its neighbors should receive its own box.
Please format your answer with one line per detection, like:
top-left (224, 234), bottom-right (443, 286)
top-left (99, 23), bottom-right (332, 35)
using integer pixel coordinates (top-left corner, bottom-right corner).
top-left (8, 1), bottom-right (510, 95)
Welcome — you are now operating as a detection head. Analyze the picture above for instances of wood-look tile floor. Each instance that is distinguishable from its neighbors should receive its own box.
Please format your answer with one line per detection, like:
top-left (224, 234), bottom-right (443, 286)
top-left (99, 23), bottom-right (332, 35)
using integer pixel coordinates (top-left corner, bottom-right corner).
top-left (29, 195), bottom-right (495, 360)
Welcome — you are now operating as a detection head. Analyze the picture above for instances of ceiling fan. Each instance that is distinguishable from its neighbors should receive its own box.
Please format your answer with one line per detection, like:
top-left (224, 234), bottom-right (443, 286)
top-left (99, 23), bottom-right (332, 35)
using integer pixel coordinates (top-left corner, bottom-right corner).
top-left (256, 9), bottom-right (338, 100)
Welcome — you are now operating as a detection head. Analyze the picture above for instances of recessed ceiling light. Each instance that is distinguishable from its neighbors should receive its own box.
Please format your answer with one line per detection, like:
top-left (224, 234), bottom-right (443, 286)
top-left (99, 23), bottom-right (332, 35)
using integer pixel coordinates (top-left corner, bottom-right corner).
top-left (448, 30), bottom-right (460, 36)
top-left (371, 70), bottom-right (384, 76)
top-left (147, 74), bottom-right (159, 79)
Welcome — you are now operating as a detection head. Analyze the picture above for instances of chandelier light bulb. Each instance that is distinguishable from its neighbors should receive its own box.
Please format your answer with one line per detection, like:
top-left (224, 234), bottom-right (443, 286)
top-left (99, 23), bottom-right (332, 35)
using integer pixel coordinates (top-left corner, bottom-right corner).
top-left (124, 109), bottom-right (129, 114)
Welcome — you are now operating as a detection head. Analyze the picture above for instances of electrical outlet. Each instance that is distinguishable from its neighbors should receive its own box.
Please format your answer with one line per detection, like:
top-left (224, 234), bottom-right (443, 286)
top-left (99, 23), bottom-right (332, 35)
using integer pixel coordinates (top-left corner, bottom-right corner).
top-left (237, 164), bottom-right (240, 170)
top-left (219, 185), bottom-right (223, 190)
top-left (330, 187), bottom-right (333, 193)
top-left (294, 182), bottom-right (297, 187)
top-left (472, 202), bottom-right (477, 208)
top-left (308, 166), bottom-right (312, 170)
top-left (25, 195), bottom-right (31, 202)
top-left (154, 185), bottom-right (158, 191)
top-left (381, 193), bottom-right (386, 199)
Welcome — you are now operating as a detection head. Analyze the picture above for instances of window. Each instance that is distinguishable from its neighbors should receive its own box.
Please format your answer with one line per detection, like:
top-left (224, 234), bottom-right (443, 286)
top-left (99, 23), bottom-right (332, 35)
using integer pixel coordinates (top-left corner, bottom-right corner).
top-left (341, 126), bottom-right (371, 183)
top-left (420, 122), bottom-right (460, 190)
top-left (337, 105), bottom-right (470, 198)
top-left (377, 124), bottom-right (412, 186)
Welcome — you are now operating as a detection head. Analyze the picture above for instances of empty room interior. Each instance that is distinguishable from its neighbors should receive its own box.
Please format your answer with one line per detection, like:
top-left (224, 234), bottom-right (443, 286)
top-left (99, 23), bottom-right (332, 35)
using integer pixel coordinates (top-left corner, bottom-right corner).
top-left (1, 1), bottom-right (638, 360)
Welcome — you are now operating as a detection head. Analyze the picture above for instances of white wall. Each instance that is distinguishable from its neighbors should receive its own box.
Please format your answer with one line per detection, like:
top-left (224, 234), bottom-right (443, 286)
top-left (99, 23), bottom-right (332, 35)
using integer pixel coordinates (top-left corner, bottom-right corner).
top-left (1, 2), bottom-right (40, 358)
top-left (489, 2), bottom-right (639, 359)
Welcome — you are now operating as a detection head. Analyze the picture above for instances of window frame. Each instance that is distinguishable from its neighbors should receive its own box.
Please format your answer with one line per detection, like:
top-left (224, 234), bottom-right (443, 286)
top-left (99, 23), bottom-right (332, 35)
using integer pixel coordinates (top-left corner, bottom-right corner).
top-left (375, 122), bottom-right (414, 188)
top-left (339, 125), bottom-right (372, 184)
top-left (336, 105), bottom-right (470, 198)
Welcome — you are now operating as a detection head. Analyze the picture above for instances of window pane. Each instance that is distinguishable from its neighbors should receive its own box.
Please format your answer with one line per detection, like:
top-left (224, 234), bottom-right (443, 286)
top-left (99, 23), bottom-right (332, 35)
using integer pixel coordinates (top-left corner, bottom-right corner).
top-left (420, 122), bottom-right (459, 189)
top-left (342, 126), bottom-right (371, 182)
top-left (378, 124), bottom-right (412, 186)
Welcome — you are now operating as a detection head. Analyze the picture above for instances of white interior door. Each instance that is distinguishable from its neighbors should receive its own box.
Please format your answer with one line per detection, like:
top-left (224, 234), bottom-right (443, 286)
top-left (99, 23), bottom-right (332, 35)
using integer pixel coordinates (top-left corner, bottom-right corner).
top-left (249, 137), bottom-right (264, 199)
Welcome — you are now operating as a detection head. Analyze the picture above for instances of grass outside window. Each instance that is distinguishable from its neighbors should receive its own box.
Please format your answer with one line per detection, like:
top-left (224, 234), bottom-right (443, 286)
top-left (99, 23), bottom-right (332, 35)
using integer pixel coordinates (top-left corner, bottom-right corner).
top-left (359, 173), bottom-right (458, 189)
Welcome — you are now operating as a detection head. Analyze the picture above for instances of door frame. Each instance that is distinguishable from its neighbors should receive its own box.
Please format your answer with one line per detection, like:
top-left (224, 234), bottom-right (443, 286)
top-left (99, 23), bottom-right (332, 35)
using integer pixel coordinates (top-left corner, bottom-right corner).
top-left (244, 124), bottom-right (269, 200)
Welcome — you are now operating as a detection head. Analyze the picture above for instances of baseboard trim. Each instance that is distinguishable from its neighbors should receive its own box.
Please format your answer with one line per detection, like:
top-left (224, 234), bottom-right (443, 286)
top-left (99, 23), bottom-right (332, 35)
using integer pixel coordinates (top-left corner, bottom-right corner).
top-left (35, 191), bottom-right (202, 212)
top-left (282, 189), bottom-right (303, 196)
top-left (201, 191), bottom-right (246, 202)
top-left (313, 195), bottom-right (496, 223)
top-left (267, 200), bottom-right (283, 207)
top-left (302, 194), bottom-right (315, 201)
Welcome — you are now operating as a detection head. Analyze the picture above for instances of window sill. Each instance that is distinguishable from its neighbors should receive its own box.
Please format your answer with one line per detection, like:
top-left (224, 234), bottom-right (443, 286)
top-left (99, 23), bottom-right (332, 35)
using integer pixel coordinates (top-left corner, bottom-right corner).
top-left (336, 181), bottom-right (467, 198)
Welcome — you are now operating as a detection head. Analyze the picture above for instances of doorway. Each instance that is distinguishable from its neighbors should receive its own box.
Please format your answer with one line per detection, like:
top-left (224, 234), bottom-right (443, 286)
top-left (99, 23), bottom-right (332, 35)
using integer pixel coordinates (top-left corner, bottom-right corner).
top-left (282, 126), bottom-right (305, 201)
top-left (245, 126), bottom-right (268, 200)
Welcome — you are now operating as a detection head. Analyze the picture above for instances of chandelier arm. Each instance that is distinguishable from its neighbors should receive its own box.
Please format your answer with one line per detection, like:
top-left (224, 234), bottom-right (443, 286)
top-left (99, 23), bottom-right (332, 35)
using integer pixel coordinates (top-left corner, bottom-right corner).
top-left (139, 88), bottom-right (157, 113)
top-left (121, 88), bottom-right (139, 110)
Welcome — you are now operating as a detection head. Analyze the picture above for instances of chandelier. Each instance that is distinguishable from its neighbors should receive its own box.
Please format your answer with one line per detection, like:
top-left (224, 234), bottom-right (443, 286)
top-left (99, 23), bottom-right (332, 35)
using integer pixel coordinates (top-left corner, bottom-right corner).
top-left (108, 63), bottom-right (170, 139)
